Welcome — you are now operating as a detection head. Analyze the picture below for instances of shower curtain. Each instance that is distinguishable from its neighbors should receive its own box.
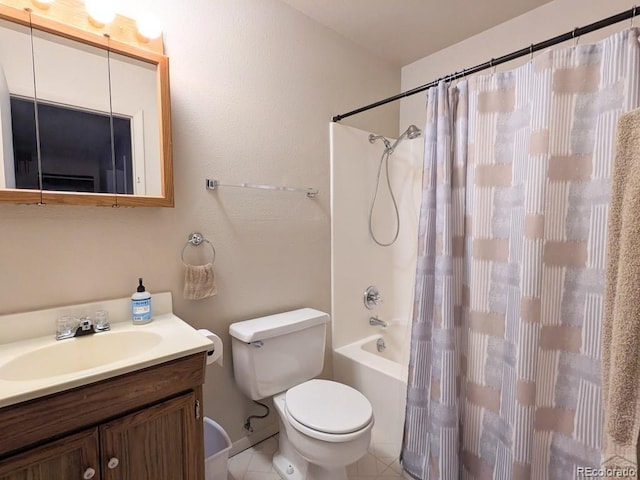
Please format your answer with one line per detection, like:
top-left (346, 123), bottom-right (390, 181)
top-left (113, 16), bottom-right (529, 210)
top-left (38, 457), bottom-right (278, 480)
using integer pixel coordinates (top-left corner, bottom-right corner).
top-left (402, 28), bottom-right (640, 480)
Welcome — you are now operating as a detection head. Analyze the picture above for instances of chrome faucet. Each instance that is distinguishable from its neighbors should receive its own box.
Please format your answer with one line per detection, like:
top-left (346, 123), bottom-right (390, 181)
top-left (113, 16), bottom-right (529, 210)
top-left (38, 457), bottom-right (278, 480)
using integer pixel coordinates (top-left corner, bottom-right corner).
top-left (56, 314), bottom-right (110, 341)
top-left (74, 318), bottom-right (96, 337)
top-left (56, 317), bottom-right (96, 340)
top-left (369, 316), bottom-right (388, 328)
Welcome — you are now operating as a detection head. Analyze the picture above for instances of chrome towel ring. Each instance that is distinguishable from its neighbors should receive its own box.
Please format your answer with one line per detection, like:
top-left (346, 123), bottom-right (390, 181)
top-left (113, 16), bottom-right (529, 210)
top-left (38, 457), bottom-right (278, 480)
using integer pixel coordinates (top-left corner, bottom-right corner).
top-left (181, 232), bottom-right (216, 266)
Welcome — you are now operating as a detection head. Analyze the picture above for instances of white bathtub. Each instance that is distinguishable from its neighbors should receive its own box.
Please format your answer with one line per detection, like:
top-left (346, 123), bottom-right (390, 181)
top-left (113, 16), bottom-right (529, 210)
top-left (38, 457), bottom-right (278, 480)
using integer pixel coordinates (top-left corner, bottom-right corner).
top-left (333, 323), bottom-right (410, 459)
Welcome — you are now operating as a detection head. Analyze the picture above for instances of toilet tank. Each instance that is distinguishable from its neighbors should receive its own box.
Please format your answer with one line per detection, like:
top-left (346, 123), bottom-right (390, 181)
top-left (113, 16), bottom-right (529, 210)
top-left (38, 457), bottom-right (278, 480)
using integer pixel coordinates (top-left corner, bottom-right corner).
top-left (229, 308), bottom-right (330, 400)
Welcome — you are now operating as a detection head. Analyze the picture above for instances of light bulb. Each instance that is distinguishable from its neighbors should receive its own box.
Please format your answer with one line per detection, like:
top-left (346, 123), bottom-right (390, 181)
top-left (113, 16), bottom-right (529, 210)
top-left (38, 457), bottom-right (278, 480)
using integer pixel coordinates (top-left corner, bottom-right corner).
top-left (86, 0), bottom-right (116, 26)
top-left (136, 12), bottom-right (162, 40)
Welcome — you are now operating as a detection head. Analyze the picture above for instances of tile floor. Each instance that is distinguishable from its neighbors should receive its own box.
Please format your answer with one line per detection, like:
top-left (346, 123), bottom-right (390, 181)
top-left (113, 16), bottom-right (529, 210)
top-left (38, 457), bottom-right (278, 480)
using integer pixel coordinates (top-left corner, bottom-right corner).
top-left (227, 434), bottom-right (406, 480)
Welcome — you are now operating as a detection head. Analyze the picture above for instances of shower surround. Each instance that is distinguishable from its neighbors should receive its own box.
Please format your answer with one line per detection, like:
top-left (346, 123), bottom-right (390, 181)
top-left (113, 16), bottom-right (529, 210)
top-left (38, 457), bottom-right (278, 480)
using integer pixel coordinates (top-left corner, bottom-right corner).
top-left (330, 122), bottom-right (423, 455)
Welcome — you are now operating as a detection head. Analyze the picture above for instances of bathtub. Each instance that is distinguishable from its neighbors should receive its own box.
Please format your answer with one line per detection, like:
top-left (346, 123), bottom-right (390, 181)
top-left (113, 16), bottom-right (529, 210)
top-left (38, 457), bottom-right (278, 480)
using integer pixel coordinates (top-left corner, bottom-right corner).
top-left (333, 323), bottom-right (410, 459)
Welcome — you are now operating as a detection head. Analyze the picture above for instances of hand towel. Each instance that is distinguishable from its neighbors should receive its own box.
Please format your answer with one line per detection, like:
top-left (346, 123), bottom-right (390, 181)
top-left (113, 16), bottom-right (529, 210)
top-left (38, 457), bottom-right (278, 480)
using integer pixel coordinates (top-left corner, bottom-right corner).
top-left (602, 107), bottom-right (640, 469)
top-left (183, 263), bottom-right (217, 300)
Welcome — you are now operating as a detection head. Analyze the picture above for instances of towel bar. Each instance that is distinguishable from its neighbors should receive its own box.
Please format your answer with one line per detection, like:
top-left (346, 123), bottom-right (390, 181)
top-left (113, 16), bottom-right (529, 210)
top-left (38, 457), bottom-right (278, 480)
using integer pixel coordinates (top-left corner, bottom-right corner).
top-left (205, 178), bottom-right (318, 198)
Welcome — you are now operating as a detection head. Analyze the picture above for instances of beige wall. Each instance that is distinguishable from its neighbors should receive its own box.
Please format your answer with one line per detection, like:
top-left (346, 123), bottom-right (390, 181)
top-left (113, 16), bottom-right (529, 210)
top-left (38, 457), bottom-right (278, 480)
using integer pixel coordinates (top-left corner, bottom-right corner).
top-left (400, 0), bottom-right (639, 128)
top-left (0, 0), bottom-right (399, 451)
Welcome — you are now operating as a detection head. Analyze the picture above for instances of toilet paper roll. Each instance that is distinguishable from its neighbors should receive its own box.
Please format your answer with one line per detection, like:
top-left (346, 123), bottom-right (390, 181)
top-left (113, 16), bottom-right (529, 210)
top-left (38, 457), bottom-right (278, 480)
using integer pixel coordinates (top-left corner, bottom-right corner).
top-left (197, 329), bottom-right (223, 366)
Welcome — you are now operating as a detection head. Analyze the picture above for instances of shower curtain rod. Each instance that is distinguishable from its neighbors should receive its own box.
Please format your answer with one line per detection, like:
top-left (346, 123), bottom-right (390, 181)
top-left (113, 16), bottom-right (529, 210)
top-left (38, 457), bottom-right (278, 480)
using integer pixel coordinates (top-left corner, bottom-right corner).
top-left (332, 7), bottom-right (638, 123)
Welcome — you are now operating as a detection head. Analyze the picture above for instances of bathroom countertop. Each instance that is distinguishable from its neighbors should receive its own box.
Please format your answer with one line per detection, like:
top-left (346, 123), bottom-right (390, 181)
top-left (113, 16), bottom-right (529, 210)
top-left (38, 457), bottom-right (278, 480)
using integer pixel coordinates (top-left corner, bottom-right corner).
top-left (0, 313), bottom-right (213, 409)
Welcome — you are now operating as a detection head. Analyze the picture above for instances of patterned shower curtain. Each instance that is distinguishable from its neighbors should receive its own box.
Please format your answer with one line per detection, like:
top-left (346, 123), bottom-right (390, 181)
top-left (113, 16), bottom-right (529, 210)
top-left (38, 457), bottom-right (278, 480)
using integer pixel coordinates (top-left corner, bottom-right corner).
top-left (402, 28), bottom-right (640, 480)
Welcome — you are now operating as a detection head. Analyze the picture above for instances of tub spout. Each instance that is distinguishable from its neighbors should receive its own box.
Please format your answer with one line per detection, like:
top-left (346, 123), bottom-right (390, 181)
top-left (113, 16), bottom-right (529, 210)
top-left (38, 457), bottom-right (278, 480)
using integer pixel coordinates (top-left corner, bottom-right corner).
top-left (369, 316), bottom-right (388, 328)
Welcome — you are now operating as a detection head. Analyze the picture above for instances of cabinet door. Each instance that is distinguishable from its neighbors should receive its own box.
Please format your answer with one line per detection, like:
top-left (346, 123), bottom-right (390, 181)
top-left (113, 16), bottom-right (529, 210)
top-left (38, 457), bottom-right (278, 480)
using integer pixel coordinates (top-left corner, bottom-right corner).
top-left (0, 428), bottom-right (100, 480)
top-left (100, 392), bottom-right (203, 480)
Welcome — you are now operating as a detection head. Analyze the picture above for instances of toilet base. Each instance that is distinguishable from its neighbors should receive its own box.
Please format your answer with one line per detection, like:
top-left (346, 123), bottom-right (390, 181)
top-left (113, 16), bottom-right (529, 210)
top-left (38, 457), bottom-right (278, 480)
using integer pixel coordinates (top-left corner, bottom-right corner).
top-left (273, 396), bottom-right (351, 480)
top-left (273, 451), bottom-right (304, 480)
top-left (273, 435), bottom-right (307, 480)
top-left (273, 394), bottom-right (373, 480)
top-left (273, 450), bottom-right (348, 480)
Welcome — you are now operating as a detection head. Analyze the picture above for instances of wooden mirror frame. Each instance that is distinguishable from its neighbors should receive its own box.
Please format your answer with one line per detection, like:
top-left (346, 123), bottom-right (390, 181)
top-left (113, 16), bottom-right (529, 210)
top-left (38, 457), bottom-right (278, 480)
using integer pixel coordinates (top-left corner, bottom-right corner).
top-left (0, 0), bottom-right (173, 207)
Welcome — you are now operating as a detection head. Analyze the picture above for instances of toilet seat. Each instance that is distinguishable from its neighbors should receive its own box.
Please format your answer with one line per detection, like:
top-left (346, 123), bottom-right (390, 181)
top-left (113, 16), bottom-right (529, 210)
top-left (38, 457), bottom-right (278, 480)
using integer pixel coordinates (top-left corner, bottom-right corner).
top-left (284, 379), bottom-right (373, 442)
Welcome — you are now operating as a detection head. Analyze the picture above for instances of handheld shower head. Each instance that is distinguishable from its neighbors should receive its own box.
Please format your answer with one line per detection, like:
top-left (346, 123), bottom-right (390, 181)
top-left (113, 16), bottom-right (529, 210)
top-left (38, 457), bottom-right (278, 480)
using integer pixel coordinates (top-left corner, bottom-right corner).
top-left (389, 124), bottom-right (422, 153)
top-left (369, 125), bottom-right (421, 154)
top-left (367, 124), bottom-right (422, 247)
top-left (405, 124), bottom-right (421, 140)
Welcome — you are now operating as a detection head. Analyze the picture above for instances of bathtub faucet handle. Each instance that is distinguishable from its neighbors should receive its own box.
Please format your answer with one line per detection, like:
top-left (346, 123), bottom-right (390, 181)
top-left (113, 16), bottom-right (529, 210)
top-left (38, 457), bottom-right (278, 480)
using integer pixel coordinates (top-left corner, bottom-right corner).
top-left (364, 286), bottom-right (383, 310)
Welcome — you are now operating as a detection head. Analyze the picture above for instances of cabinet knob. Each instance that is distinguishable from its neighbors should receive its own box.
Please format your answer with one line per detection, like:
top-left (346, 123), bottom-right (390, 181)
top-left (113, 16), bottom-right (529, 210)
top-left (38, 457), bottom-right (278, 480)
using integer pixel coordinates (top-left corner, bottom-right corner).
top-left (108, 457), bottom-right (120, 469)
top-left (83, 467), bottom-right (96, 479)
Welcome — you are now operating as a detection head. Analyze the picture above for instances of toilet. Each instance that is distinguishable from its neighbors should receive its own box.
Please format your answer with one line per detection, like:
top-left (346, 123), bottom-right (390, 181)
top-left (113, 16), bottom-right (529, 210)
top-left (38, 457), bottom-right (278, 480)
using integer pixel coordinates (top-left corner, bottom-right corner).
top-left (229, 308), bottom-right (373, 480)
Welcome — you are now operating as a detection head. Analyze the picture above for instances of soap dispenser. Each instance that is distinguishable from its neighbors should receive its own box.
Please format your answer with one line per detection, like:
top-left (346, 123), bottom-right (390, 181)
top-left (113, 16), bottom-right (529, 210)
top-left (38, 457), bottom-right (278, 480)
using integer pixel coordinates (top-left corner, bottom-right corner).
top-left (131, 278), bottom-right (152, 324)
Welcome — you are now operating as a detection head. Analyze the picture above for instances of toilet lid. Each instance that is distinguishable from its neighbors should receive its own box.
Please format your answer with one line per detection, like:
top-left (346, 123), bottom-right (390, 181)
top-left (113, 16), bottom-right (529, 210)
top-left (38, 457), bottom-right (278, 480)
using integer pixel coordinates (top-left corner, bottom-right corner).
top-left (285, 379), bottom-right (373, 434)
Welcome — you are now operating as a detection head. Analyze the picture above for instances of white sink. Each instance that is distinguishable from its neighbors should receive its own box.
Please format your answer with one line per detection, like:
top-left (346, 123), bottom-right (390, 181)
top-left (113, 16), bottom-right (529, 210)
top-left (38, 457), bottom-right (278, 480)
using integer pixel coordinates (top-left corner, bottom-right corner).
top-left (0, 299), bottom-right (214, 409)
top-left (0, 330), bottom-right (163, 381)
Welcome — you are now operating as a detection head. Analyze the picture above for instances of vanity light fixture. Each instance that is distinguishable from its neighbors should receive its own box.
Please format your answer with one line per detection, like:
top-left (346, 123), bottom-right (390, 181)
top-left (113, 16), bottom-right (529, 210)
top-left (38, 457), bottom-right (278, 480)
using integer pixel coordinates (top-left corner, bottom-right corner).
top-left (28, 0), bottom-right (164, 42)
top-left (136, 11), bottom-right (162, 40)
top-left (83, 0), bottom-right (163, 41)
top-left (85, 0), bottom-right (116, 26)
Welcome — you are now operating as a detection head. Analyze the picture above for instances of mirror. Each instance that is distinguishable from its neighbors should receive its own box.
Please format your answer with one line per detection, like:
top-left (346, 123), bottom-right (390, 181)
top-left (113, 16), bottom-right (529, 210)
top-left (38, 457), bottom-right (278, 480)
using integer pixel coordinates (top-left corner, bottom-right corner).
top-left (30, 28), bottom-right (115, 196)
top-left (0, 4), bottom-right (173, 207)
top-left (0, 16), bottom-right (39, 203)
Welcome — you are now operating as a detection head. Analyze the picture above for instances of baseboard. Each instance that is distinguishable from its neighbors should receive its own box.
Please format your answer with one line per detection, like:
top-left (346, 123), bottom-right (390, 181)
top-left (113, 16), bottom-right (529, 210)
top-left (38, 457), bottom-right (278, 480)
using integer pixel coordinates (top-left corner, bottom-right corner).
top-left (228, 423), bottom-right (279, 457)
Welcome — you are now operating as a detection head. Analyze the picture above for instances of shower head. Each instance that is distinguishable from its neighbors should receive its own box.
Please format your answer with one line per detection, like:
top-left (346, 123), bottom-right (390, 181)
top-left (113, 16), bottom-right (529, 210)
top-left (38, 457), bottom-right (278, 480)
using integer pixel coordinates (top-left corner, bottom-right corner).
top-left (369, 125), bottom-right (421, 154)
top-left (405, 124), bottom-right (421, 140)
top-left (389, 124), bottom-right (422, 153)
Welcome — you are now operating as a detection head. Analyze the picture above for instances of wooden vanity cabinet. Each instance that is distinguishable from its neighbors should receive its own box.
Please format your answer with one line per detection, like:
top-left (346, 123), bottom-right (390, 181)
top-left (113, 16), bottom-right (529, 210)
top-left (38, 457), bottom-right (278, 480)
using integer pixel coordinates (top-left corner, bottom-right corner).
top-left (0, 429), bottom-right (100, 480)
top-left (0, 352), bottom-right (207, 480)
top-left (101, 392), bottom-right (200, 480)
